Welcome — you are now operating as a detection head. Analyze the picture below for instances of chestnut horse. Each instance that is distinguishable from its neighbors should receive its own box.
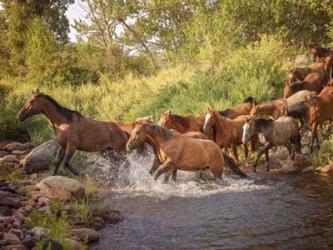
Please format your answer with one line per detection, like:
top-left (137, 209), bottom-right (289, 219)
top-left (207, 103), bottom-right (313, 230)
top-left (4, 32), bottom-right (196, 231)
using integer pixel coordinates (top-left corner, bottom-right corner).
top-left (17, 91), bottom-right (128, 176)
top-left (284, 67), bottom-right (312, 87)
top-left (305, 86), bottom-right (333, 152)
top-left (218, 96), bottom-right (257, 119)
top-left (126, 124), bottom-right (247, 181)
top-left (250, 99), bottom-right (288, 119)
top-left (310, 46), bottom-right (332, 62)
top-left (283, 54), bottom-right (333, 98)
top-left (242, 116), bottom-right (301, 172)
top-left (203, 109), bottom-right (257, 164)
top-left (115, 116), bottom-right (153, 135)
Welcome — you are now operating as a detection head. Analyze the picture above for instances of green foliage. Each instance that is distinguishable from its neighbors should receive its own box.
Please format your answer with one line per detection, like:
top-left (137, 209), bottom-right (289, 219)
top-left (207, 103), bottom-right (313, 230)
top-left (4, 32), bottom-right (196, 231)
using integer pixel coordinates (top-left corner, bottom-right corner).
top-left (27, 210), bottom-right (71, 249)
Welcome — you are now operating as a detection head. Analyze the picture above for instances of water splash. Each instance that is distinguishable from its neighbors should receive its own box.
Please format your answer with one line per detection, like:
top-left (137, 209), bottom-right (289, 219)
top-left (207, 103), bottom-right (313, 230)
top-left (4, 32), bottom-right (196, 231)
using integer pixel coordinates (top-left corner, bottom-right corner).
top-left (85, 145), bottom-right (270, 198)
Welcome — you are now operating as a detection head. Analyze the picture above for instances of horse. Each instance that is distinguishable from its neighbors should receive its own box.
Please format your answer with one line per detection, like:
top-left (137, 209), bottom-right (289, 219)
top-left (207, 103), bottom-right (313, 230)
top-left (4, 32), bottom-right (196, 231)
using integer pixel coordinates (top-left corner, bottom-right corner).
top-left (115, 116), bottom-right (153, 135)
top-left (242, 116), bottom-right (301, 172)
top-left (218, 96), bottom-right (257, 119)
top-left (158, 110), bottom-right (205, 133)
top-left (304, 86), bottom-right (333, 153)
top-left (17, 91), bottom-right (128, 176)
top-left (310, 46), bottom-right (332, 62)
top-left (285, 90), bottom-right (317, 107)
top-left (250, 99), bottom-right (288, 119)
top-left (284, 67), bottom-right (312, 87)
top-left (203, 108), bottom-right (257, 164)
top-left (283, 54), bottom-right (333, 98)
top-left (126, 124), bottom-right (247, 181)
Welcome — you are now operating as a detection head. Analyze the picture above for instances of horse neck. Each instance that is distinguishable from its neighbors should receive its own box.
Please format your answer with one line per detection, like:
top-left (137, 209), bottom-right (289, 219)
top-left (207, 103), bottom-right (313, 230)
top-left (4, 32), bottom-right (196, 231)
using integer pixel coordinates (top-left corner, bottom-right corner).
top-left (145, 127), bottom-right (170, 147)
top-left (40, 98), bottom-right (69, 125)
top-left (170, 115), bottom-right (189, 132)
top-left (214, 113), bottom-right (230, 136)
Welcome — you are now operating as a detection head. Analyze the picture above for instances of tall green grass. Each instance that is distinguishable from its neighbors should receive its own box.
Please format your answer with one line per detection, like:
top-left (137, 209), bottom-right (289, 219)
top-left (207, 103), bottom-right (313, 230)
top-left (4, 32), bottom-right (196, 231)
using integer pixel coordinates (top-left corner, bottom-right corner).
top-left (0, 36), bottom-right (299, 143)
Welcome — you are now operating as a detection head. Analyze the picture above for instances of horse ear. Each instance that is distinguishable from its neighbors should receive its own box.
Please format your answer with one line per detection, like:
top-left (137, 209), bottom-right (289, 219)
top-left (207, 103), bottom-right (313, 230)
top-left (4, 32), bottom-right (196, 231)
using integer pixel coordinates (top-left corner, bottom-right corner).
top-left (167, 110), bottom-right (172, 115)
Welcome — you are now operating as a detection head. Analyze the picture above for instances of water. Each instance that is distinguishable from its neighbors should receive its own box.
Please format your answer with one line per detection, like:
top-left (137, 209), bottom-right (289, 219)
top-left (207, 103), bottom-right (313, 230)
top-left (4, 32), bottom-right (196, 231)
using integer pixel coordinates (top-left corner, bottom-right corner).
top-left (89, 149), bottom-right (333, 250)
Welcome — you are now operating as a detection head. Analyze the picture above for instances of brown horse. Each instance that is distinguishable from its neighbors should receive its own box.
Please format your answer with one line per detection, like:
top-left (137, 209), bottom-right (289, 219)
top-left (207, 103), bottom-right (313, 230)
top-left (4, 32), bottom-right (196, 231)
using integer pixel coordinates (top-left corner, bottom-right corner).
top-left (218, 96), bottom-right (257, 119)
top-left (203, 109), bottom-right (257, 164)
top-left (126, 124), bottom-right (247, 181)
top-left (250, 99), bottom-right (288, 119)
top-left (284, 67), bottom-right (312, 87)
top-left (115, 116), bottom-right (153, 135)
top-left (158, 110), bottom-right (205, 133)
top-left (17, 91), bottom-right (128, 176)
top-left (310, 46), bottom-right (332, 62)
top-left (305, 86), bottom-right (333, 152)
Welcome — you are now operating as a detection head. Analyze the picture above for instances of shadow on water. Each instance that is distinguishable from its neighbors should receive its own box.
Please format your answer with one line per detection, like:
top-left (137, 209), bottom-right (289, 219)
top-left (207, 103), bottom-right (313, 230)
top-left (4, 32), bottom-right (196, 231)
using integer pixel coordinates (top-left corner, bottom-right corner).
top-left (87, 147), bottom-right (333, 250)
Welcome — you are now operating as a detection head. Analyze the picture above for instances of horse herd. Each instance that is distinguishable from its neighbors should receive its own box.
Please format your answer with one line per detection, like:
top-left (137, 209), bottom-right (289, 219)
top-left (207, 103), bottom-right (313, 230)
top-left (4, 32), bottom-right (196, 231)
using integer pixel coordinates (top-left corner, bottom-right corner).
top-left (16, 46), bottom-right (333, 182)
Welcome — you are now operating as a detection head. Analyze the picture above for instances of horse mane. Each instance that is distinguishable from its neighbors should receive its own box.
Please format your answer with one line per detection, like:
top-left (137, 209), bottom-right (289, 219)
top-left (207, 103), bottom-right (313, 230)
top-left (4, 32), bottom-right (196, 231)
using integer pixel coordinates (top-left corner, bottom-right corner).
top-left (253, 118), bottom-right (273, 131)
top-left (289, 82), bottom-right (303, 92)
top-left (218, 109), bottom-right (233, 117)
top-left (40, 94), bottom-right (83, 121)
top-left (243, 96), bottom-right (257, 105)
top-left (171, 114), bottom-right (190, 130)
top-left (287, 102), bottom-right (309, 120)
top-left (147, 124), bottom-right (173, 139)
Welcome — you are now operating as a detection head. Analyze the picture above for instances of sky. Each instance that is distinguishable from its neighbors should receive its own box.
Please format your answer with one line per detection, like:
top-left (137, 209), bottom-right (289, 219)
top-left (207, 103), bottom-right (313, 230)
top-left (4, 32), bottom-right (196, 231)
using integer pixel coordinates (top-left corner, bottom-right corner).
top-left (66, 0), bottom-right (87, 41)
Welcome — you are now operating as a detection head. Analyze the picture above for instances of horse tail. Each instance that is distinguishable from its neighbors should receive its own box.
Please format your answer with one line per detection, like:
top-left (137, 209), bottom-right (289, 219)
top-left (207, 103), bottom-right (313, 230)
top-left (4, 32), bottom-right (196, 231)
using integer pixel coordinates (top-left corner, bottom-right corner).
top-left (222, 153), bottom-right (247, 178)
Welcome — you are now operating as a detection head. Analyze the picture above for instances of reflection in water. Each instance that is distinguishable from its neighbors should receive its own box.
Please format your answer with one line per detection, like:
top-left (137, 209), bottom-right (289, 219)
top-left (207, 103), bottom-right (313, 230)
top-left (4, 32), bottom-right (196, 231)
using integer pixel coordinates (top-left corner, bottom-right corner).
top-left (89, 149), bottom-right (333, 250)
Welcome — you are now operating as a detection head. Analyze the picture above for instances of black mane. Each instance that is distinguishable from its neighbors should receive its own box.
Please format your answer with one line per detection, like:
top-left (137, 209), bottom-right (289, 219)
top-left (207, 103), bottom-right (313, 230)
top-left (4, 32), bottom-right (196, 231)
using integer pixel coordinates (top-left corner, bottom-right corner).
top-left (218, 109), bottom-right (233, 117)
top-left (243, 96), bottom-right (257, 105)
top-left (290, 81), bottom-right (304, 92)
top-left (40, 94), bottom-right (83, 121)
top-left (253, 118), bottom-right (273, 132)
top-left (287, 102), bottom-right (308, 120)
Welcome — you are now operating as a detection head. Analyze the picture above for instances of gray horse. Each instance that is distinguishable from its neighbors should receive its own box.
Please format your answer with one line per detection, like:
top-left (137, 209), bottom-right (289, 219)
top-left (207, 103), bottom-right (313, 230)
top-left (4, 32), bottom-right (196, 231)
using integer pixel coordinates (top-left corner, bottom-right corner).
top-left (242, 116), bottom-right (301, 172)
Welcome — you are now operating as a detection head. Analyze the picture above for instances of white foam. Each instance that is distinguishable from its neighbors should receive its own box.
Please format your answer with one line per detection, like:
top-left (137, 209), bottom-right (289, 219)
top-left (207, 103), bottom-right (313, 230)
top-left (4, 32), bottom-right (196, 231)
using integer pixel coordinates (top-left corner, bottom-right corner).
top-left (85, 146), bottom-right (270, 199)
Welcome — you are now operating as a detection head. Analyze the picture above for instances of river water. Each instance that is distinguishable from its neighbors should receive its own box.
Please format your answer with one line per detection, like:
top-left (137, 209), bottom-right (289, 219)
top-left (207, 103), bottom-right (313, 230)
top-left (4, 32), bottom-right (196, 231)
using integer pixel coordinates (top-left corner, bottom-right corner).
top-left (89, 150), bottom-right (333, 250)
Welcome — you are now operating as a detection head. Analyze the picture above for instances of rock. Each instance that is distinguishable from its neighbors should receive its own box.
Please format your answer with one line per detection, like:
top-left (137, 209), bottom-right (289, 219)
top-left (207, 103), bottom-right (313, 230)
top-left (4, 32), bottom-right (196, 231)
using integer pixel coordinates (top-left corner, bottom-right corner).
top-left (21, 199), bottom-right (35, 207)
top-left (37, 197), bottom-right (49, 207)
top-left (20, 140), bottom-right (58, 174)
top-left (38, 206), bottom-right (51, 214)
top-left (4, 233), bottom-right (22, 245)
top-left (28, 227), bottom-right (48, 238)
top-left (0, 155), bottom-right (19, 164)
top-left (5, 245), bottom-right (26, 250)
top-left (0, 150), bottom-right (9, 157)
top-left (11, 150), bottom-right (27, 155)
top-left (0, 191), bottom-right (21, 208)
top-left (0, 205), bottom-right (13, 216)
top-left (321, 165), bottom-right (333, 173)
top-left (70, 228), bottom-right (100, 242)
top-left (36, 176), bottom-right (85, 200)
top-left (302, 166), bottom-right (314, 173)
top-left (3, 142), bottom-right (34, 152)
top-left (8, 229), bottom-right (23, 241)
top-left (64, 238), bottom-right (80, 250)
top-left (0, 215), bottom-right (14, 224)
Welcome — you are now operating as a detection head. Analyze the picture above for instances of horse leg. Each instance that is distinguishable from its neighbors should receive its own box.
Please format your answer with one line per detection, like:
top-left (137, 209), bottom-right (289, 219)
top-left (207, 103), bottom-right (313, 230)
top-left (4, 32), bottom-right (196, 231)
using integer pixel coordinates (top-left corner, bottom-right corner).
top-left (62, 143), bottom-right (79, 176)
top-left (231, 146), bottom-right (239, 165)
top-left (253, 142), bottom-right (271, 172)
top-left (243, 144), bottom-right (249, 164)
top-left (154, 161), bottom-right (175, 180)
top-left (310, 123), bottom-right (318, 154)
top-left (149, 158), bottom-right (160, 175)
top-left (163, 169), bottom-right (177, 182)
top-left (172, 168), bottom-right (177, 181)
top-left (53, 147), bottom-right (65, 176)
top-left (264, 149), bottom-right (270, 171)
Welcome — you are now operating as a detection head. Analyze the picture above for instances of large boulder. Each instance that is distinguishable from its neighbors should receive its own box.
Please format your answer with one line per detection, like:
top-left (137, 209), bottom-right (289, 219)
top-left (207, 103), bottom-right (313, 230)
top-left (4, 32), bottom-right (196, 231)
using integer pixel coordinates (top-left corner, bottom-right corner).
top-left (20, 140), bottom-right (59, 174)
top-left (36, 176), bottom-right (85, 200)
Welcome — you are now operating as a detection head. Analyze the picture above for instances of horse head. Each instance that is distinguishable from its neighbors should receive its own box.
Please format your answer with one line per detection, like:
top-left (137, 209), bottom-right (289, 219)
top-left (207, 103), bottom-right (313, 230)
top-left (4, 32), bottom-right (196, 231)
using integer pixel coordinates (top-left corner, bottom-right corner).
top-left (158, 110), bottom-right (173, 128)
top-left (126, 124), bottom-right (148, 153)
top-left (242, 116), bottom-right (255, 144)
top-left (203, 108), bottom-right (216, 133)
top-left (17, 89), bottom-right (43, 121)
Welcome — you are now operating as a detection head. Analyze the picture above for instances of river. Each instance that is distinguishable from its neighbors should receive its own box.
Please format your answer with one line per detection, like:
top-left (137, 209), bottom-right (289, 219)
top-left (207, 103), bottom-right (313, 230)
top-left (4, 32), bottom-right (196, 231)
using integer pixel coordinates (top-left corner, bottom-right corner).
top-left (89, 150), bottom-right (333, 250)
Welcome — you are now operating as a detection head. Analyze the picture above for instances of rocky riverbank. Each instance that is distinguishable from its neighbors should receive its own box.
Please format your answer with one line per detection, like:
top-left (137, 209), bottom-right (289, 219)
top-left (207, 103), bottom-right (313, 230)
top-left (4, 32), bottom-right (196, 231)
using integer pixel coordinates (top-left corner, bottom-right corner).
top-left (0, 141), bottom-right (123, 250)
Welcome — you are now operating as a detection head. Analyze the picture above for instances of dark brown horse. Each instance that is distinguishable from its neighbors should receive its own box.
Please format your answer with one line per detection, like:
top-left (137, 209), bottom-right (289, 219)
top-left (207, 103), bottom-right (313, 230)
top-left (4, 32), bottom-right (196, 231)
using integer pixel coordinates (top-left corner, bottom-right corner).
top-left (284, 67), bottom-right (312, 87)
top-left (17, 91), bottom-right (128, 175)
top-left (218, 96), bottom-right (257, 119)
top-left (310, 46), bottom-right (332, 62)
top-left (126, 124), bottom-right (246, 181)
